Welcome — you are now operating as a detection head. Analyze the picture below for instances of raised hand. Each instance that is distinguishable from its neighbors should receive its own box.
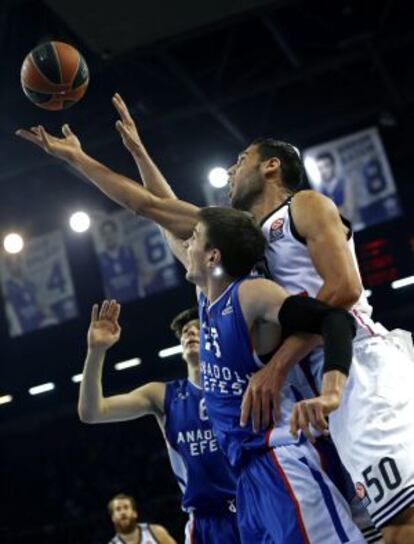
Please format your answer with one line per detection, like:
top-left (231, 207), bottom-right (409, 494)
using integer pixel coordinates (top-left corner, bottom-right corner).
top-left (112, 93), bottom-right (145, 156)
top-left (87, 300), bottom-right (121, 351)
top-left (15, 124), bottom-right (82, 163)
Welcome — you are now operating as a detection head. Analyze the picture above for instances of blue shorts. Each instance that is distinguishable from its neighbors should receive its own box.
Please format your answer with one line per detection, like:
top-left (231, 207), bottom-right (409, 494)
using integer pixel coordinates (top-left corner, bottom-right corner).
top-left (236, 440), bottom-right (366, 543)
top-left (184, 506), bottom-right (240, 543)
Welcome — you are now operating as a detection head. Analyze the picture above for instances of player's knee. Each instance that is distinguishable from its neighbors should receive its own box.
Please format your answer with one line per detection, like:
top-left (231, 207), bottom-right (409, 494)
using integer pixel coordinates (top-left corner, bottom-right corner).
top-left (382, 524), bottom-right (414, 544)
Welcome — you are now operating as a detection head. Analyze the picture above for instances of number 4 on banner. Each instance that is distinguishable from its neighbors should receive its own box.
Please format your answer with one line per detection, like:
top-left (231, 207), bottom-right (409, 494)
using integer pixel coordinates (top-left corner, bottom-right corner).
top-left (47, 262), bottom-right (66, 293)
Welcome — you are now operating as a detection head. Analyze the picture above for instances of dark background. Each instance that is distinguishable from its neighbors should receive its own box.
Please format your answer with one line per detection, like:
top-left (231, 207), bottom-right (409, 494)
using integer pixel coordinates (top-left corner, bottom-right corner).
top-left (0, 0), bottom-right (413, 542)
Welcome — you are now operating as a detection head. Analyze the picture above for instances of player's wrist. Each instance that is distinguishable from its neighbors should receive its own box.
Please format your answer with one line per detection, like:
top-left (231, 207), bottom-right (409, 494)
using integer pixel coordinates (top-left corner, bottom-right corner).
top-left (87, 345), bottom-right (109, 356)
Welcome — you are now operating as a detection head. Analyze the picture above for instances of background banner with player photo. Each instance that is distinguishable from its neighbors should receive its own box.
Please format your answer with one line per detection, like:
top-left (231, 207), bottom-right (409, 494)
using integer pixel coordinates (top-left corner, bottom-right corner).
top-left (91, 209), bottom-right (180, 304)
top-left (303, 127), bottom-right (402, 231)
top-left (0, 231), bottom-right (78, 337)
top-left (203, 183), bottom-right (230, 207)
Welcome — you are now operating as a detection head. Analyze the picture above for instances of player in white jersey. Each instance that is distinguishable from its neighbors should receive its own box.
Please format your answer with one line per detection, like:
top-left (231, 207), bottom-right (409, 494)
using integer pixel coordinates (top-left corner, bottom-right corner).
top-left (16, 99), bottom-right (411, 542)
top-left (108, 493), bottom-right (174, 544)
top-left (225, 138), bottom-right (414, 543)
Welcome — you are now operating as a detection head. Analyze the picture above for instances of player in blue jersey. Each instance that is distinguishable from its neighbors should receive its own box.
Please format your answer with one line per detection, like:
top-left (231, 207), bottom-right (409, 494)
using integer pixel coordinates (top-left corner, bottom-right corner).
top-left (108, 493), bottom-right (174, 544)
top-left (97, 218), bottom-right (141, 303)
top-left (78, 299), bottom-right (240, 544)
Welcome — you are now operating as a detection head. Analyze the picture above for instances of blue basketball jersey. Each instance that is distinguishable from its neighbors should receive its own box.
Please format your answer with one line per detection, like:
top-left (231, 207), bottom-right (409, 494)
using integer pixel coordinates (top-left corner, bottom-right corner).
top-left (98, 246), bottom-right (139, 302)
top-left (4, 278), bottom-right (44, 332)
top-left (199, 279), bottom-right (319, 468)
top-left (163, 378), bottom-right (237, 513)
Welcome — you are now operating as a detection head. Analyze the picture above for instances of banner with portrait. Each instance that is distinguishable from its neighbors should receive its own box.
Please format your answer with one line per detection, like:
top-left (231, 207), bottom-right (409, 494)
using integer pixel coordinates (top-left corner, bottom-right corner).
top-left (303, 127), bottom-right (402, 231)
top-left (91, 209), bottom-right (180, 303)
top-left (0, 231), bottom-right (78, 337)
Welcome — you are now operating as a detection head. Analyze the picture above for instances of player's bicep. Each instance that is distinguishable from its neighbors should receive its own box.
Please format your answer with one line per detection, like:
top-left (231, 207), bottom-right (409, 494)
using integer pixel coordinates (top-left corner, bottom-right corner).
top-left (292, 192), bottom-right (361, 298)
top-left (101, 382), bottom-right (165, 422)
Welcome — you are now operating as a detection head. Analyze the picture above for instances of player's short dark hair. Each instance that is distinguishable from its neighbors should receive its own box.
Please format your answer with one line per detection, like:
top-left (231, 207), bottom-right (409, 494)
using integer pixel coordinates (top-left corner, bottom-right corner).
top-left (199, 207), bottom-right (266, 278)
top-left (170, 307), bottom-right (199, 339)
top-left (107, 493), bottom-right (137, 516)
top-left (99, 219), bottom-right (118, 234)
top-left (316, 151), bottom-right (335, 163)
top-left (251, 138), bottom-right (304, 192)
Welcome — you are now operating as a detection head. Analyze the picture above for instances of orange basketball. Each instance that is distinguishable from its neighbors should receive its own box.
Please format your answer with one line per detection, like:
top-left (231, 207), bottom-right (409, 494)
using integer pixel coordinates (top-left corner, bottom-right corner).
top-left (20, 41), bottom-right (89, 110)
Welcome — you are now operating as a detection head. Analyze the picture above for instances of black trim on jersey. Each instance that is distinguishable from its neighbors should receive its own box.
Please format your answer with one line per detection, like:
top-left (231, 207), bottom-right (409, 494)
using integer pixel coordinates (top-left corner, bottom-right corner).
top-left (259, 196), bottom-right (292, 227)
top-left (148, 524), bottom-right (161, 543)
top-left (370, 485), bottom-right (414, 528)
top-left (288, 197), bottom-right (353, 246)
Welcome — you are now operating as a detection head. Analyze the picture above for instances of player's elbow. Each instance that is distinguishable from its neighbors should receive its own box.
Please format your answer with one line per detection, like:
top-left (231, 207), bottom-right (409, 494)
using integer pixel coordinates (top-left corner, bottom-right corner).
top-left (322, 279), bottom-right (362, 309)
top-left (78, 404), bottom-right (99, 424)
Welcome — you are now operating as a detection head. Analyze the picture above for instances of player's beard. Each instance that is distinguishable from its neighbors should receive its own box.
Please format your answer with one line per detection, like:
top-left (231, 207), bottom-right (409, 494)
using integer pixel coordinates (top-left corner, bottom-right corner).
top-left (115, 517), bottom-right (137, 535)
top-left (231, 167), bottom-right (264, 212)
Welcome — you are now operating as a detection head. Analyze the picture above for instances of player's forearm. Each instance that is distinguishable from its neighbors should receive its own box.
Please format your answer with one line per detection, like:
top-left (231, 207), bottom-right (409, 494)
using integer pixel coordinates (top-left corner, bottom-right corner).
top-left (320, 370), bottom-right (347, 398)
top-left (131, 146), bottom-right (177, 199)
top-left (78, 348), bottom-right (107, 423)
top-left (70, 150), bottom-right (154, 215)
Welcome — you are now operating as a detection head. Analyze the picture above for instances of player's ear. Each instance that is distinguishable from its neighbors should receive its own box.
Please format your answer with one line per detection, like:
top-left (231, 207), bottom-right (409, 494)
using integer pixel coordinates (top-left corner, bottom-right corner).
top-left (207, 248), bottom-right (221, 267)
top-left (261, 157), bottom-right (281, 177)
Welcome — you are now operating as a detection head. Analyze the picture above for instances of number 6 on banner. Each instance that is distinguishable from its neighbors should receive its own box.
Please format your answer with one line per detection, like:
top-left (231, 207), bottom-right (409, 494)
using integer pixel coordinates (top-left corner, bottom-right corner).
top-left (145, 231), bottom-right (167, 264)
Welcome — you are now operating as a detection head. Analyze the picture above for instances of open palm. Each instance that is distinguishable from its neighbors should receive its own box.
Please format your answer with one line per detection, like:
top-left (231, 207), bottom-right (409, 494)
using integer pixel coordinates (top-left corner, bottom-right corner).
top-left (16, 124), bottom-right (82, 162)
top-left (87, 300), bottom-right (121, 350)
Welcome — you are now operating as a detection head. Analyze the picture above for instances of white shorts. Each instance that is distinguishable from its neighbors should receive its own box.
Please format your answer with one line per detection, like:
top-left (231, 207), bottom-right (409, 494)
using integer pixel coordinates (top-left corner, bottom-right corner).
top-left (330, 329), bottom-right (414, 529)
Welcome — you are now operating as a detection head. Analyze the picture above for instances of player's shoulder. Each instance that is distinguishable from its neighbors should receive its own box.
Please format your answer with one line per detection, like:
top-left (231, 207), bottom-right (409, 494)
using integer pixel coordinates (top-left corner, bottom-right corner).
top-left (291, 189), bottom-right (336, 210)
top-left (238, 277), bottom-right (283, 304)
top-left (149, 523), bottom-right (171, 539)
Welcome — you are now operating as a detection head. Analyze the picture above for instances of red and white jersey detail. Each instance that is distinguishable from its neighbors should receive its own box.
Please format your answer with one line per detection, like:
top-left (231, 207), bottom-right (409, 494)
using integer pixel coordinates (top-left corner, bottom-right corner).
top-left (260, 197), bottom-right (386, 339)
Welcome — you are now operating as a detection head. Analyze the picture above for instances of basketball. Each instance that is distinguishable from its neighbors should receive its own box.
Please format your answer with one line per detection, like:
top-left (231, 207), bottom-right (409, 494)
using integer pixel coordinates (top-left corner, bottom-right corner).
top-left (20, 41), bottom-right (89, 110)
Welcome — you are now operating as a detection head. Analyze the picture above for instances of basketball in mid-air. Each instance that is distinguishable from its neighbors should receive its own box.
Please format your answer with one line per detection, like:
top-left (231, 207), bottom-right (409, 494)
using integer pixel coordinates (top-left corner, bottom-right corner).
top-left (20, 41), bottom-right (89, 110)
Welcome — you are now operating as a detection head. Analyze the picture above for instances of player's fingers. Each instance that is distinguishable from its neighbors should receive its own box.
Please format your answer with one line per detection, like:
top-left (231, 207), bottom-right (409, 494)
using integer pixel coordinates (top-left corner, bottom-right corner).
top-left (261, 390), bottom-right (271, 430)
top-left (240, 387), bottom-right (252, 427)
top-left (272, 389), bottom-right (282, 422)
top-left (108, 299), bottom-right (118, 320)
top-left (62, 123), bottom-right (74, 137)
top-left (290, 405), bottom-right (300, 438)
top-left (91, 304), bottom-right (98, 322)
top-left (314, 403), bottom-right (329, 433)
top-left (298, 403), bottom-right (314, 442)
top-left (251, 391), bottom-right (261, 433)
top-left (113, 303), bottom-right (121, 322)
top-left (99, 300), bottom-right (109, 320)
top-left (38, 125), bottom-right (51, 150)
top-left (15, 129), bottom-right (43, 146)
top-left (115, 93), bottom-right (133, 122)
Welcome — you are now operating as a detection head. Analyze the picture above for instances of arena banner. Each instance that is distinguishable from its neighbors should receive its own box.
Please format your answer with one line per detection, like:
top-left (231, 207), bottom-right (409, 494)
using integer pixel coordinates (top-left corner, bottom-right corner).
top-left (303, 127), bottom-right (402, 231)
top-left (91, 209), bottom-right (180, 303)
top-left (0, 231), bottom-right (78, 337)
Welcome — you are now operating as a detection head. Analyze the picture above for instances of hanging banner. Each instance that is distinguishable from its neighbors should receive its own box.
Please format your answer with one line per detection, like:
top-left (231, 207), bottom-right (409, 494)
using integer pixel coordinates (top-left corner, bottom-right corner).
top-left (303, 127), bottom-right (402, 231)
top-left (91, 210), bottom-right (180, 303)
top-left (0, 231), bottom-right (78, 337)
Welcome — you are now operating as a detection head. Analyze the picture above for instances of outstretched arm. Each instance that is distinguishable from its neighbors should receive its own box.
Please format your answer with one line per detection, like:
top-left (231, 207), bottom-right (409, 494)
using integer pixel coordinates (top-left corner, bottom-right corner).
top-left (112, 94), bottom-right (193, 266)
top-left (112, 93), bottom-right (177, 199)
top-left (16, 125), bottom-right (198, 239)
top-left (78, 300), bottom-right (165, 423)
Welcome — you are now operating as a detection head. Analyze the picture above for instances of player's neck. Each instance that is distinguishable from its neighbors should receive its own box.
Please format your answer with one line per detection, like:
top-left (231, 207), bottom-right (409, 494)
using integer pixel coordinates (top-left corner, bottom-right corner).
top-left (206, 275), bottom-right (233, 306)
top-left (119, 525), bottom-right (139, 543)
top-left (249, 183), bottom-right (292, 223)
top-left (187, 362), bottom-right (200, 386)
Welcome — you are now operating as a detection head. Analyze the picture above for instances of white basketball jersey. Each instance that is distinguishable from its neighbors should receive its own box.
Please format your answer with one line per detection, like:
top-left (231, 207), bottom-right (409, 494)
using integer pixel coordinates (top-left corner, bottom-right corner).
top-left (109, 523), bottom-right (160, 544)
top-left (260, 196), bottom-right (387, 339)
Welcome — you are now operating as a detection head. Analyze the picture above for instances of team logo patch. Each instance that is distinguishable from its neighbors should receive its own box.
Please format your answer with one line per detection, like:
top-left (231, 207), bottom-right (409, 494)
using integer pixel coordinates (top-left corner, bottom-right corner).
top-left (355, 482), bottom-right (371, 507)
top-left (269, 218), bottom-right (285, 241)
